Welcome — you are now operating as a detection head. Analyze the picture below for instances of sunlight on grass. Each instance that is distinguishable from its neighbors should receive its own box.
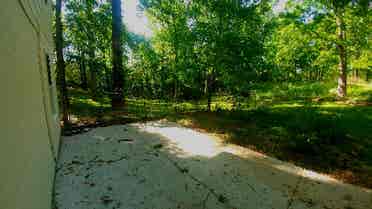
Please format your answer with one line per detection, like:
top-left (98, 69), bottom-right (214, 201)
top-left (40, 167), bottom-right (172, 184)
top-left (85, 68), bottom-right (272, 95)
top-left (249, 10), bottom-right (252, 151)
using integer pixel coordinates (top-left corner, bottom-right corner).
top-left (71, 97), bottom-right (109, 107)
top-left (272, 103), bottom-right (304, 108)
top-left (176, 118), bottom-right (194, 127)
top-left (273, 164), bottom-right (338, 183)
top-left (317, 102), bottom-right (349, 108)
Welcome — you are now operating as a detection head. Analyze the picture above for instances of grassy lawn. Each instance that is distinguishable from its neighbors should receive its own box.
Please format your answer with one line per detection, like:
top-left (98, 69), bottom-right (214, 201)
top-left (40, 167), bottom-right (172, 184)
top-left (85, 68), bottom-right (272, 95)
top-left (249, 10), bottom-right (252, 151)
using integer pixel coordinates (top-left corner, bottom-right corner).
top-left (169, 106), bottom-right (372, 188)
top-left (68, 88), bottom-right (206, 122)
top-left (67, 82), bottom-right (372, 188)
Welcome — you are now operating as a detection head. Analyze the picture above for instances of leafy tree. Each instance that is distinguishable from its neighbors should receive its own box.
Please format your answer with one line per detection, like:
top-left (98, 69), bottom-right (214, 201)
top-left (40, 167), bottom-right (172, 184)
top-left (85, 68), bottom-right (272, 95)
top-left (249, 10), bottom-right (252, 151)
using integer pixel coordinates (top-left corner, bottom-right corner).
top-left (65, 0), bottom-right (117, 95)
top-left (141, 0), bottom-right (271, 109)
top-left (292, 0), bottom-right (370, 97)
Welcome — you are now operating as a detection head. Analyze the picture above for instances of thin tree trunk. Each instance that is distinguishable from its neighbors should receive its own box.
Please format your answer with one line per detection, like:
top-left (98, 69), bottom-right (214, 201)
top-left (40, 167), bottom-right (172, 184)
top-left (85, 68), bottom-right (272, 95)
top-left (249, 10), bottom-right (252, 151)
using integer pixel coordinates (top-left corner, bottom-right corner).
top-left (207, 89), bottom-right (212, 112)
top-left (204, 73), bottom-right (208, 95)
top-left (86, 1), bottom-right (97, 99)
top-left (319, 70), bottom-right (322, 81)
top-left (88, 49), bottom-right (97, 99)
top-left (206, 72), bottom-right (215, 112)
top-left (79, 51), bottom-right (88, 90)
top-left (102, 53), bottom-right (111, 91)
top-left (174, 78), bottom-right (178, 100)
top-left (336, 13), bottom-right (347, 97)
top-left (111, 0), bottom-right (124, 108)
top-left (105, 66), bottom-right (111, 92)
top-left (367, 70), bottom-right (370, 82)
top-left (56, 0), bottom-right (70, 126)
top-left (204, 74), bottom-right (210, 111)
top-left (317, 69), bottom-right (321, 81)
top-left (173, 24), bottom-right (178, 101)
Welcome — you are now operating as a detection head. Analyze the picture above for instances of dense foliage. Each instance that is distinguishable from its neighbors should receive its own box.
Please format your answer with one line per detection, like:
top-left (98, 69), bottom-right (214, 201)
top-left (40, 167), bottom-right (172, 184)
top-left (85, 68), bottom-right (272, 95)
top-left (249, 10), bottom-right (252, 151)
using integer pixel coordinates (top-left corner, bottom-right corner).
top-left (62, 0), bottom-right (371, 104)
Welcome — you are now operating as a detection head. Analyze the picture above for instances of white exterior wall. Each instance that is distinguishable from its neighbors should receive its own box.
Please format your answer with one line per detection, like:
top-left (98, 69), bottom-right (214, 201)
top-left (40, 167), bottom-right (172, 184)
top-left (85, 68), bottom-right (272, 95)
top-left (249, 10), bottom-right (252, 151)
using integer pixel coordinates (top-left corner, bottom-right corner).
top-left (0, 1), bottom-right (60, 209)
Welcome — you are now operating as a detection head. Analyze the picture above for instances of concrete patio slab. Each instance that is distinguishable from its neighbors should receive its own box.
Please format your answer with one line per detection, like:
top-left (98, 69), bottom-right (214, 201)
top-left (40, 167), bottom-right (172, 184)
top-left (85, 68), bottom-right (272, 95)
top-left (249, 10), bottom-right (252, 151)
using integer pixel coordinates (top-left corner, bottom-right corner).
top-left (54, 121), bottom-right (372, 209)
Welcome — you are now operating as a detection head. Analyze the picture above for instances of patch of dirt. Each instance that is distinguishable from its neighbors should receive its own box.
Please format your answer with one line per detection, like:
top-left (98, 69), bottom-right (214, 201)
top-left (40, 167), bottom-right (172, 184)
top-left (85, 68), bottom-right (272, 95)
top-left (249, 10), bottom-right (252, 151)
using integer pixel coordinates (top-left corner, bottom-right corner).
top-left (62, 114), bottom-right (160, 136)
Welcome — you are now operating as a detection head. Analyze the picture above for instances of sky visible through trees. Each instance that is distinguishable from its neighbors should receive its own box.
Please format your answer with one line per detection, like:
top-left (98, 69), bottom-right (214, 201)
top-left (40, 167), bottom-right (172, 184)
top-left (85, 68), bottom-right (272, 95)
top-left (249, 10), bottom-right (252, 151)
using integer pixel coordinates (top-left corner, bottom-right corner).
top-left (124, 0), bottom-right (287, 37)
top-left (123, 0), bottom-right (152, 37)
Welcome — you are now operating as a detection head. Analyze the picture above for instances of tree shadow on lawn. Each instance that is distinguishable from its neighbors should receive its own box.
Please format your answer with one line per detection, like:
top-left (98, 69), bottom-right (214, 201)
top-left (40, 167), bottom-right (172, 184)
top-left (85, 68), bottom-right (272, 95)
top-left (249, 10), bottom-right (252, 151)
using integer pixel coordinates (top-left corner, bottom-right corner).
top-left (167, 105), bottom-right (372, 189)
top-left (68, 88), bottom-right (205, 128)
top-left (67, 89), bottom-right (204, 136)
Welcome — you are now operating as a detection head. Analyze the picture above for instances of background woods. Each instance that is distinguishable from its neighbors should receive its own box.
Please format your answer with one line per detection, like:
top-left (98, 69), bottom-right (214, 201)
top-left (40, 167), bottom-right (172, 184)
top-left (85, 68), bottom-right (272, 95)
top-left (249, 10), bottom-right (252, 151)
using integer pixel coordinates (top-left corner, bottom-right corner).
top-left (60, 0), bottom-right (370, 103)
top-left (55, 0), bottom-right (372, 187)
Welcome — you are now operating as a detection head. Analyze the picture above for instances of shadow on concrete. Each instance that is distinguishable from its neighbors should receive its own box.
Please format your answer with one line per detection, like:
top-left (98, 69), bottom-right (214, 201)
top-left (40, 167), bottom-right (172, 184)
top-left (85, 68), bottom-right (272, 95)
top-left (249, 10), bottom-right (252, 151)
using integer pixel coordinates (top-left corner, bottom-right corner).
top-left (54, 121), bottom-right (372, 209)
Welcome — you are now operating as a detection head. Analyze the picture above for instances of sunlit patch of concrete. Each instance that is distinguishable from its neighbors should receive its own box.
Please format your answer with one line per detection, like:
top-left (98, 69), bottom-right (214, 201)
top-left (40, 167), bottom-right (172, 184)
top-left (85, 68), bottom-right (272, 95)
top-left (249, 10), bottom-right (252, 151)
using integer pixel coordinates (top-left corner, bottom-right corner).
top-left (301, 169), bottom-right (338, 183)
top-left (136, 122), bottom-right (223, 158)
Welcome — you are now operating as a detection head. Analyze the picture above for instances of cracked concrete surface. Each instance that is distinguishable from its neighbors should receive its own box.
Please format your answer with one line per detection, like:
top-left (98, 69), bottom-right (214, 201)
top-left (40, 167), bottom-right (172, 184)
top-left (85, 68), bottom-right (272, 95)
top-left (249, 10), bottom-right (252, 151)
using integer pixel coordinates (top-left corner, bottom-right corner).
top-left (54, 121), bottom-right (372, 209)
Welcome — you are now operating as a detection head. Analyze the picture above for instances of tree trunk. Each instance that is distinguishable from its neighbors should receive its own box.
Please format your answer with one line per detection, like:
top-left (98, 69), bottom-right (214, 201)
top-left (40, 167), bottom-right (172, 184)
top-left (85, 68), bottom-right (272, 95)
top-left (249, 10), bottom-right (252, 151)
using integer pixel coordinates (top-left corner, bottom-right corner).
top-left (79, 51), bottom-right (88, 90)
top-left (56, 0), bottom-right (69, 126)
top-left (317, 69), bottom-right (321, 81)
top-left (105, 66), bottom-right (111, 92)
top-left (207, 90), bottom-right (212, 112)
top-left (111, 0), bottom-right (124, 109)
top-left (173, 33), bottom-right (178, 100)
top-left (336, 13), bottom-right (347, 97)
top-left (206, 72), bottom-right (215, 112)
top-left (102, 53), bottom-right (111, 91)
top-left (204, 74), bottom-right (210, 111)
top-left (367, 70), bottom-right (370, 82)
top-left (88, 49), bottom-right (97, 99)
top-left (86, 1), bottom-right (97, 99)
top-left (204, 73), bottom-right (208, 95)
top-left (174, 78), bottom-right (178, 100)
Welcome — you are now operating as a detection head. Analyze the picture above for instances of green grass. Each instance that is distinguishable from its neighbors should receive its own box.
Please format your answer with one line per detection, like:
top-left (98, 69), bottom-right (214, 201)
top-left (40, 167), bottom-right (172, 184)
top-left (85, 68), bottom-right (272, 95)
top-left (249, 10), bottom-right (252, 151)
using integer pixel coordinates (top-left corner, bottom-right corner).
top-left (67, 82), bottom-right (372, 188)
top-left (348, 83), bottom-right (372, 103)
top-left (168, 104), bottom-right (372, 188)
top-left (69, 88), bottom-right (207, 122)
